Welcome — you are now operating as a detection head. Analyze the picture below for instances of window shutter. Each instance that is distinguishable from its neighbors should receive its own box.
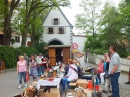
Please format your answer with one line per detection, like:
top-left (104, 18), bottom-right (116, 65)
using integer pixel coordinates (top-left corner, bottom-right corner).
top-left (57, 28), bottom-right (59, 34)
top-left (46, 27), bottom-right (48, 34)
top-left (53, 28), bottom-right (55, 34)
top-left (51, 19), bottom-right (54, 25)
top-left (64, 28), bottom-right (66, 34)
top-left (58, 18), bottom-right (60, 25)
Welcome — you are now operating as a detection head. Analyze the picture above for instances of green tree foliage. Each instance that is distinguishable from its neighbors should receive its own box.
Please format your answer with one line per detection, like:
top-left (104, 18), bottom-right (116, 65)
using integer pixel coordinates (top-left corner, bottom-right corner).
top-left (33, 40), bottom-right (48, 57)
top-left (75, 0), bottom-right (101, 36)
top-left (0, 0), bottom-right (20, 45)
top-left (0, 46), bottom-right (38, 68)
top-left (84, 1), bottom-right (130, 57)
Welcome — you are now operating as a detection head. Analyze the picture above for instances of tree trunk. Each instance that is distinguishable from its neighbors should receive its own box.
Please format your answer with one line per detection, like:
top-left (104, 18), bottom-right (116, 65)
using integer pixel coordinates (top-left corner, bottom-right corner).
top-left (3, 15), bottom-right (11, 45)
top-left (3, 0), bottom-right (20, 45)
top-left (31, 24), bottom-right (36, 45)
top-left (21, 26), bottom-right (28, 46)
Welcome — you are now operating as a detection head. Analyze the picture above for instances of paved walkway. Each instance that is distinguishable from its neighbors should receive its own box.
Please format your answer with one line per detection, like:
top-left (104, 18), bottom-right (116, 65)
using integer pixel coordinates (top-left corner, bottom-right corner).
top-left (84, 62), bottom-right (130, 97)
top-left (0, 62), bottom-right (130, 97)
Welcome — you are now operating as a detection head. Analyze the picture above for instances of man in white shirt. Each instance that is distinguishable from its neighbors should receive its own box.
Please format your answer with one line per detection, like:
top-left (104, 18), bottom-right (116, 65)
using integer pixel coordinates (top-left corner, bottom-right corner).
top-left (36, 53), bottom-right (43, 75)
top-left (108, 45), bottom-right (120, 97)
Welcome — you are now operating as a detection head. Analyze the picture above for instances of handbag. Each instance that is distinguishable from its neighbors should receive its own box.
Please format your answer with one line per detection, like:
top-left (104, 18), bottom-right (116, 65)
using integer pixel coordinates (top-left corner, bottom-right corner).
top-left (26, 71), bottom-right (30, 82)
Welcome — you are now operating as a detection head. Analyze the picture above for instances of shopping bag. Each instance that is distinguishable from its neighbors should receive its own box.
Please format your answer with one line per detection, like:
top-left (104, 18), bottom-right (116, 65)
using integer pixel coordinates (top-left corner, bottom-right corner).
top-left (26, 71), bottom-right (30, 82)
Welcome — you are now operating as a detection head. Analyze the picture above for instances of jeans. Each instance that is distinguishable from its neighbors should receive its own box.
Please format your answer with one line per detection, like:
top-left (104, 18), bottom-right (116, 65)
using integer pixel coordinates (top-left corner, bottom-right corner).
top-left (110, 72), bottom-right (120, 97)
top-left (40, 66), bottom-right (44, 74)
top-left (62, 78), bottom-right (70, 90)
top-left (18, 72), bottom-right (26, 84)
top-left (100, 72), bottom-right (105, 83)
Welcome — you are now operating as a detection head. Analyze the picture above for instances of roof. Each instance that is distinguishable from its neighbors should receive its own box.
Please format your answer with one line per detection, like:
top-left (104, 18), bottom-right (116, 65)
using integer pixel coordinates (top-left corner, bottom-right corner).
top-left (48, 45), bottom-right (71, 48)
top-left (42, 7), bottom-right (73, 28)
top-left (71, 51), bottom-right (84, 58)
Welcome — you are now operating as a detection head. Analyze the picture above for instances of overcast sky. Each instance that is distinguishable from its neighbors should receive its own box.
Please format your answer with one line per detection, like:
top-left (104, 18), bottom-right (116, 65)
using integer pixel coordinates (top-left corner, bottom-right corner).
top-left (60, 0), bottom-right (122, 34)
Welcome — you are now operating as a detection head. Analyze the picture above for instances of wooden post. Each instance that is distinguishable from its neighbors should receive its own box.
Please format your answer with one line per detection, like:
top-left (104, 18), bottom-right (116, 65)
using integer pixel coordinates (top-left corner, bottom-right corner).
top-left (0, 60), bottom-right (6, 74)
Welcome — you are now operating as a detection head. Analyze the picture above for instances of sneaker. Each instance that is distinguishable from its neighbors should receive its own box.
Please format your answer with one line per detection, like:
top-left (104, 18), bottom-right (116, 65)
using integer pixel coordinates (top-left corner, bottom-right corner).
top-left (125, 82), bottom-right (130, 84)
top-left (18, 85), bottom-right (22, 89)
top-left (25, 84), bottom-right (27, 87)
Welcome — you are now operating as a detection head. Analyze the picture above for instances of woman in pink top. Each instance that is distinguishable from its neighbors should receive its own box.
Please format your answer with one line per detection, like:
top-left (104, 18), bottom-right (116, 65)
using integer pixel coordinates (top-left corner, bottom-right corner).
top-left (96, 59), bottom-right (104, 74)
top-left (17, 56), bottom-right (27, 88)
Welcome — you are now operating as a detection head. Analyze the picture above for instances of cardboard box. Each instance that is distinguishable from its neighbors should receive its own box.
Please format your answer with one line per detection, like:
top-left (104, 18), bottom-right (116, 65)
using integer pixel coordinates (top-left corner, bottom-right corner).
top-left (84, 89), bottom-right (92, 97)
top-left (46, 88), bottom-right (60, 97)
top-left (76, 79), bottom-right (87, 89)
top-left (39, 90), bottom-right (46, 97)
top-left (66, 91), bottom-right (86, 97)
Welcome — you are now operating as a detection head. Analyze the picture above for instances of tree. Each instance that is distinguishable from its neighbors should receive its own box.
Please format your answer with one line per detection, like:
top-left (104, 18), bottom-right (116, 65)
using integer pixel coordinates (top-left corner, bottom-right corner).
top-left (75, 0), bottom-right (101, 36)
top-left (0, 0), bottom-right (20, 45)
top-left (21, 0), bottom-right (70, 46)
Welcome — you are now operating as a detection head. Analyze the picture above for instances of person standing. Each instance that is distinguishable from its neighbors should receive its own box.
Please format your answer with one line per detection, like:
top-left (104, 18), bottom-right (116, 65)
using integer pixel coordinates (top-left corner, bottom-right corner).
top-left (125, 56), bottom-right (130, 84)
top-left (24, 53), bottom-right (28, 66)
top-left (29, 54), bottom-right (37, 81)
top-left (36, 53), bottom-right (43, 75)
top-left (17, 56), bottom-right (28, 88)
top-left (61, 50), bottom-right (63, 63)
top-left (86, 48), bottom-right (89, 62)
top-left (108, 45), bottom-right (120, 97)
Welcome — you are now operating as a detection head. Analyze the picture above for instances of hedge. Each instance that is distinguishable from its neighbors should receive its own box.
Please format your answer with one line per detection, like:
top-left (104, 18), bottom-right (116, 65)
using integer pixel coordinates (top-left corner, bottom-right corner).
top-left (0, 46), bottom-right (39, 69)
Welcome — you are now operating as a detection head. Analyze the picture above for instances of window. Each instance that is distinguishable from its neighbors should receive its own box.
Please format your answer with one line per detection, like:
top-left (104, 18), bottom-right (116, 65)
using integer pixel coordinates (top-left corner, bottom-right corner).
top-left (15, 36), bottom-right (20, 43)
top-left (48, 28), bottom-right (53, 34)
top-left (54, 18), bottom-right (58, 25)
top-left (52, 18), bottom-right (60, 25)
top-left (59, 27), bottom-right (64, 34)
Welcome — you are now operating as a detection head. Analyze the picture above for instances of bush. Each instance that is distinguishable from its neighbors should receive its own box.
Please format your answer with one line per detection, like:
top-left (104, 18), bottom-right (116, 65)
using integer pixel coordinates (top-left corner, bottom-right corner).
top-left (33, 41), bottom-right (48, 57)
top-left (0, 46), bottom-right (39, 69)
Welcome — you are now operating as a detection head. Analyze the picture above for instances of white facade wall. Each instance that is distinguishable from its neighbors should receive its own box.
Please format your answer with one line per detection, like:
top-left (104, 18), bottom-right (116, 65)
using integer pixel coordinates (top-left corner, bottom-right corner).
top-left (11, 35), bottom-right (31, 48)
top-left (43, 9), bottom-right (70, 26)
top-left (42, 8), bottom-right (72, 45)
top-left (73, 35), bottom-right (87, 68)
top-left (43, 27), bottom-right (71, 45)
top-left (73, 36), bottom-right (87, 53)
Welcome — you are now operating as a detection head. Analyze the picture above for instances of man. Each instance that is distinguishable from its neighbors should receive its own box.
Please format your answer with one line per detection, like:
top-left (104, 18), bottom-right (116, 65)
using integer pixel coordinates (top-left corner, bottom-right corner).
top-left (86, 48), bottom-right (89, 62)
top-left (108, 45), bottom-right (120, 97)
top-left (24, 53), bottom-right (28, 66)
top-left (36, 53), bottom-right (43, 75)
top-left (125, 56), bottom-right (130, 84)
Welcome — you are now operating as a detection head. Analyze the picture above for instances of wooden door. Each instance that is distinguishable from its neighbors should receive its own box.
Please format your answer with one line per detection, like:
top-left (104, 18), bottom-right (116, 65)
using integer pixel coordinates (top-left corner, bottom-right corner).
top-left (48, 48), bottom-right (56, 66)
top-left (63, 47), bottom-right (70, 64)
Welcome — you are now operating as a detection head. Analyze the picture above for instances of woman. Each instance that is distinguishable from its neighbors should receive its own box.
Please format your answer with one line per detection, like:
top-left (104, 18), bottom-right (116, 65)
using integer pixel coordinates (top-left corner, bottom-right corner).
top-left (17, 55), bottom-right (27, 88)
top-left (62, 59), bottom-right (78, 90)
top-left (29, 54), bottom-right (37, 81)
top-left (96, 59), bottom-right (104, 74)
top-left (100, 53), bottom-right (110, 84)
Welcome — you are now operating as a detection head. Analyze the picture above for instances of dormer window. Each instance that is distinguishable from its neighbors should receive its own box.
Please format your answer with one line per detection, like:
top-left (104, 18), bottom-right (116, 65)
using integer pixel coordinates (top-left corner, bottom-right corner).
top-left (52, 18), bottom-right (60, 25)
top-left (54, 18), bottom-right (58, 25)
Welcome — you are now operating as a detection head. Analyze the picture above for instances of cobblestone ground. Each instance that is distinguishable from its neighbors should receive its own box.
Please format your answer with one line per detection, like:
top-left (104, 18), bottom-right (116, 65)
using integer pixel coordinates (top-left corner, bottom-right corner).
top-left (84, 62), bottom-right (130, 97)
top-left (0, 62), bottom-right (130, 97)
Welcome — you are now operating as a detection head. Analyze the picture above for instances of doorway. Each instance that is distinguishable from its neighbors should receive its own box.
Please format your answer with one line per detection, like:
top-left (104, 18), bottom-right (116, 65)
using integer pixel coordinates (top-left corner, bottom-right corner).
top-left (56, 48), bottom-right (62, 63)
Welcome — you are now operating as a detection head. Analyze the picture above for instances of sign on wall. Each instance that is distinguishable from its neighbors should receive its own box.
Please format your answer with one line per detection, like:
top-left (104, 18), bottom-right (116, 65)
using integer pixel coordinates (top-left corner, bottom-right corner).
top-left (71, 42), bottom-right (78, 49)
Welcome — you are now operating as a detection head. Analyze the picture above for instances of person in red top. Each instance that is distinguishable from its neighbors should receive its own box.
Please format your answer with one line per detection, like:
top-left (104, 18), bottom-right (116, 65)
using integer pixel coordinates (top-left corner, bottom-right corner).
top-left (96, 59), bottom-right (104, 74)
top-left (95, 59), bottom-right (104, 83)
